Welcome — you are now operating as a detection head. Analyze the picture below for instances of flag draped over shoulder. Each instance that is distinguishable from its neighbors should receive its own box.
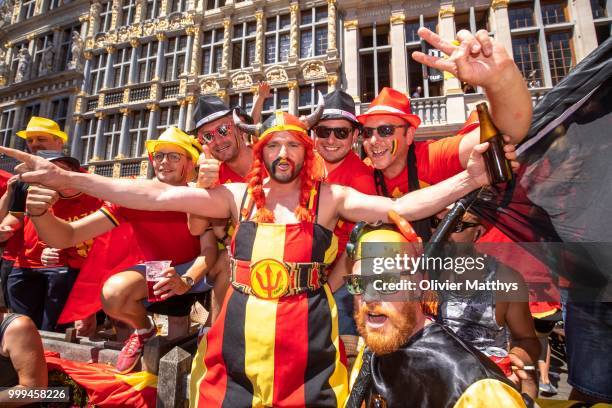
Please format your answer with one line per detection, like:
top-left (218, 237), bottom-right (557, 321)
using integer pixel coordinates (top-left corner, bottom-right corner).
top-left (45, 351), bottom-right (157, 407)
top-left (58, 223), bottom-right (144, 323)
top-left (471, 37), bottom-right (612, 300)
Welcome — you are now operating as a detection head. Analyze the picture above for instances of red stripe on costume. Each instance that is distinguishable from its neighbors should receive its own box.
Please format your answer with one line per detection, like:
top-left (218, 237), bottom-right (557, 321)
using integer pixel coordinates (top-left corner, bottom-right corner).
top-left (282, 222), bottom-right (314, 262)
top-left (273, 292), bottom-right (309, 406)
top-left (198, 285), bottom-right (233, 406)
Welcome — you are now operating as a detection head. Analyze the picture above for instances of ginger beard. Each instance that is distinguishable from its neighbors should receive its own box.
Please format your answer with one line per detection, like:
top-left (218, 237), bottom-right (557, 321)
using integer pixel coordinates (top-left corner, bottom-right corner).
top-left (355, 299), bottom-right (419, 355)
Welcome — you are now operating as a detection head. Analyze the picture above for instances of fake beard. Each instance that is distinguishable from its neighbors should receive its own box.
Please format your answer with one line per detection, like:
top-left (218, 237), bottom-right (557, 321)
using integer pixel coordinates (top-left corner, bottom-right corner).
top-left (266, 157), bottom-right (303, 183)
top-left (355, 301), bottom-right (419, 356)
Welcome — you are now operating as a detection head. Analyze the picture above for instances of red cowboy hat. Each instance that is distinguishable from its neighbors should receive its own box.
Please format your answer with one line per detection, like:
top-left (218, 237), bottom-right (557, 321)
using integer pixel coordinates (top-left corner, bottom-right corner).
top-left (357, 87), bottom-right (421, 128)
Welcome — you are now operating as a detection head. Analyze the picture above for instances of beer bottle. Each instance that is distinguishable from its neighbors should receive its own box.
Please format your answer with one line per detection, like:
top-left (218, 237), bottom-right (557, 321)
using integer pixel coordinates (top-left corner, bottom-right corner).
top-left (476, 102), bottom-right (513, 184)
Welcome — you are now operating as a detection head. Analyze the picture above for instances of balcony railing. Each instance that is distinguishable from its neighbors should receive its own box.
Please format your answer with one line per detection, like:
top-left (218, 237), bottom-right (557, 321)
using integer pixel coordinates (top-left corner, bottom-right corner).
top-left (104, 91), bottom-right (123, 106)
top-left (93, 163), bottom-right (114, 177)
top-left (86, 97), bottom-right (99, 112)
top-left (129, 86), bottom-right (151, 102)
top-left (410, 96), bottom-right (447, 126)
top-left (119, 158), bottom-right (143, 177)
top-left (162, 83), bottom-right (180, 100)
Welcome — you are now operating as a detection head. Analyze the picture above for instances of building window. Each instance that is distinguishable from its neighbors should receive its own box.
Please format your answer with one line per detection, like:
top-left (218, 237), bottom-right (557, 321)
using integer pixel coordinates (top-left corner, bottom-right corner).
top-left (121, 0), bottom-right (136, 27)
top-left (170, 0), bottom-right (187, 13)
top-left (229, 93), bottom-right (254, 111)
top-left (360, 23), bottom-right (391, 103)
top-left (261, 88), bottom-right (289, 121)
top-left (99, 0), bottom-right (113, 33)
top-left (300, 6), bottom-right (328, 58)
top-left (595, 23), bottom-right (611, 44)
top-left (298, 83), bottom-right (327, 117)
top-left (58, 25), bottom-right (81, 71)
top-left (138, 41), bottom-right (158, 82)
top-left (18, 104), bottom-right (41, 150)
top-left (103, 114), bottom-right (121, 160)
top-left (455, 7), bottom-right (490, 34)
top-left (32, 33), bottom-right (54, 77)
top-left (206, 0), bottom-right (225, 10)
top-left (509, 3), bottom-right (535, 29)
top-left (231, 21), bottom-right (257, 69)
top-left (80, 117), bottom-right (98, 164)
top-left (541, 0), bottom-right (567, 25)
top-left (129, 110), bottom-right (149, 157)
top-left (591, 0), bottom-right (608, 18)
top-left (9, 42), bottom-right (27, 83)
top-left (157, 105), bottom-right (180, 132)
top-left (145, 0), bottom-right (161, 20)
top-left (512, 35), bottom-right (542, 87)
top-left (406, 16), bottom-right (442, 98)
top-left (89, 53), bottom-right (107, 94)
top-left (265, 14), bottom-right (291, 64)
top-left (47, 0), bottom-right (61, 12)
top-left (164, 36), bottom-right (187, 81)
top-left (50, 98), bottom-right (70, 130)
top-left (0, 109), bottom-right (16, 147)
top-left (201, 28), bottom-right (224, 75)
top-left (113, 47), bottom-right (132, 87)
top-left (546, 31), bottom-right (573, 85)
top-left (21, 0), bottom-right (36, 20)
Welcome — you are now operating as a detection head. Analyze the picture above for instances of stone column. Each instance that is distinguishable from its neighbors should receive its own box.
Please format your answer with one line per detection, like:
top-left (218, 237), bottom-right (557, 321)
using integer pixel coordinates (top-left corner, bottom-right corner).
top-left (0, 44), bottom-right (13, 86)
top-left (146, 103), bottom-right (159, 141)
top-left (79, 15), bottom-right (90, 39)
top-left (160, 0), bottom-right (169, 17)
top-left (439, 5), bottom-right (461, 94)
top-left (117, 107), bottom-right (131, 158)
top-left (185, 95), bottom-right (195, 130)
top-left (103, 46), bottom-right (116, 89)
top-left (343, 19), bottom-right (359, 100)
top-left (287, 80), bottom-right (298, 115)
top-left (188, 26), bottom-right (201, 76)
top-left (92, 111), bottom-right (106, 161)
top-left (34, 0), bottom-right (44, 16)
top-left (8, 103), bottom-right (23, 148)
top-left (12, 0), bottom-right (21, 24)
top-left (135, 0), bottom-right (145, 23)
top-left (253, 10), bottom-right (264, 70)
top-left (128, 39), bottom-right (139, 84)
top-left (327, 0), bottom-right (338, 59)
top-left (220, 18), bottom-right (231, 74)
top-left (70, 116), bottom-right (84, 158)
top-left (154, 33), bottom-right (166, 80)
top-left (51, 26), bottom-right (63, 73)
top-left (81, 52), bottom-right (93, 92)
top-left (178, 99), bottom-right (187, 129)
top-left (88, 1), bottom-right (103, 37)
top-left (390, 13), bottom-right (407, 93)
top-left (570, 0), bottom-right (599, 60)
top-left (184, 27), bottom-right (195, 75)
top-left (491, 0), bottom-right (512, 55)
top-left (110, 0), bottom-right (121, 31)
top-left (65, 93), bottom-right (78, 136)
top-left (288, 2), bottom-right (299, 64)
top-left (533, 0), bottom-right (552, 88)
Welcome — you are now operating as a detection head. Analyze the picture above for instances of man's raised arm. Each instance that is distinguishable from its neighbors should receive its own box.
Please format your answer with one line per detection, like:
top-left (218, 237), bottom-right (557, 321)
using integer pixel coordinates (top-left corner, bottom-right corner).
top-left (0, 146), bottom-right (233, 219)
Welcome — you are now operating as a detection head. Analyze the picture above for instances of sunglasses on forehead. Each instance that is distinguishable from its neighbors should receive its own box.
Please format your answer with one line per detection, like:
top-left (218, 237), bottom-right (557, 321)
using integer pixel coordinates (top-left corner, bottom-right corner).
top-left (430, 217), bottom-right (481, 233)
top-left (199, 123), bottom-right (232, 144)
top-left (362, 124), bottom-right (409, 139)
top-left (312, 126), bottom-right (353, 140)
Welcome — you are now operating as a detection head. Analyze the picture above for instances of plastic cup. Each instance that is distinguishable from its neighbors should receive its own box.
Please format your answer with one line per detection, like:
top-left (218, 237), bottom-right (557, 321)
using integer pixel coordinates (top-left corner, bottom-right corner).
top-left (145, 260), bottom-right (172, 302)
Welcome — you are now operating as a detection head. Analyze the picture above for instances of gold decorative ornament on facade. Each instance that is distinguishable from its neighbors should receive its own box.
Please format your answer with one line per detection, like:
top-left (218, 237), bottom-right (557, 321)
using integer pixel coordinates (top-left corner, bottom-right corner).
top-left (94, 110), bottom-right (105, 119)
top-left (327, 73), bottom-right (338, 87)
top-left (439, 5), bottom-right (455, 18)
top-left (105, 45), bottom-right (116, 54)
top-left (390, 14), bottom-right (406, 25)
top-left (157, 18), bottom-right (170, 32)
top-left (491, 0), bottom-right (510, 10)
top-left (139, 160), bottom-right (149, 177)
top-left (287, 80), bottom-right (298, 90)
top-left (86, 38), bottom-right (95, 49)
top-left (130, 38), bottom-right (139, 48)
top-left (118, 27), bottom-right (131, 43)
top-left (343, 20), bottom-right (358, 30)
top-left (200, 78), bottom-right (220, 94)
top-left (223, 18), bottom-right (230, 29)
top-left (265, 66), bottom-right (289, 84)
top-left (83, 51), bottom-right (93, 60)
top-left (120, 107), bottom-right (130, 116)
top-left (146, 103), bottom-right (159, 111)
top-left (122, 89), bottom-right (130, 104)
top-left (179, 79), bottom-right (187, 95)
top-left (217, 89), bottom-right (226, 99)
top-left (231, 71), bottom-right (253, 89)
top-left (143, 21), bottom-right (156, 36)
top-left (79, 15), bottom-right (90, 23)
top-left (302, 60), bottom-right (327, 80)
top-left (155, 32), bottom-right (167, 42)
top-left (112, 161), bottom-right (121, 177)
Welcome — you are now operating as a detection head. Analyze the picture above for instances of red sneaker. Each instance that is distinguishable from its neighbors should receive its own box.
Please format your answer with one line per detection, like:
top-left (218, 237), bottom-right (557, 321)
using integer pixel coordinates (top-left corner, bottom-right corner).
top-left (115, 327), bottom-right (156, 374)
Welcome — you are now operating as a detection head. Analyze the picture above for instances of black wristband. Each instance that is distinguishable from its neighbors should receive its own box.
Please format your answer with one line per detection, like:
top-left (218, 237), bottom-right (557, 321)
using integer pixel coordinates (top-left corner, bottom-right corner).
top-left (25, 209), bottom-right (48, 217)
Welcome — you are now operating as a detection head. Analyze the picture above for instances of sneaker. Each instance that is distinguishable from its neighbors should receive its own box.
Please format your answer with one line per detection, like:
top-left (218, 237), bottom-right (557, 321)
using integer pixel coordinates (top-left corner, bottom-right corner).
top-left (115, 326), bottom-right (156, 374)
top-left (539, 382), bottom-right (558, 395)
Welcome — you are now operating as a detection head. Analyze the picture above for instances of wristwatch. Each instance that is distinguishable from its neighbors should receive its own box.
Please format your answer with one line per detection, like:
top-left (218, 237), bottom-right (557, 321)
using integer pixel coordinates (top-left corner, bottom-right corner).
top-left (181, 275), bottom-right (195, 289)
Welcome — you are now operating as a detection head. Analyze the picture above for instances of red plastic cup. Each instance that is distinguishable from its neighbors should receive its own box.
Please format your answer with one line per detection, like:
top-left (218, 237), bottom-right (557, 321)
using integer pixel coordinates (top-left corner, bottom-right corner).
top-left (145, 261), bottom-right (171, 302)
top-left (485, 346), bottom-right (512, 377)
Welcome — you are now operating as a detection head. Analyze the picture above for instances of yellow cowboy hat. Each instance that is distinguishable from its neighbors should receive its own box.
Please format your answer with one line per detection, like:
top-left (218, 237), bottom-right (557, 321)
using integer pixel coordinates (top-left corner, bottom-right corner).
top-left (145, 127), bottom-right (203, 163)
top-left (16, 117), bottom-right (68, 142)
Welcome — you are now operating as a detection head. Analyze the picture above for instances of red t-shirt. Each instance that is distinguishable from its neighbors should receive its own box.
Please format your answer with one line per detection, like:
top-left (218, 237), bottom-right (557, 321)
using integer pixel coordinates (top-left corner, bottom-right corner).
top-left (99, 204), bottom-right (199, 265)
top-left (219, 162), bottom-right (246, 184)
top-left (15, 193), bottom-right (103, 269)
top-left (376, 136), bottom-right (464, 198)
top-left (325, 152), bottom-right (377, 255)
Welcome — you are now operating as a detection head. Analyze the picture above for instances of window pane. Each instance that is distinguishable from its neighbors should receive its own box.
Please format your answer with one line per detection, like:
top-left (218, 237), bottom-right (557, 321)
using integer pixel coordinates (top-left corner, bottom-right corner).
top-left (509, 4), bottom-right (535, 29)
top-left (360, 27), bottom-right (374, 48)
top-left (300, 29), bottom-right (313, 58)
top-left (265, 36), bottom-right (276, 63)
top-left (232, 43), bottom-right (242, 69)
top-left (201, 49), bottom-right (211, 74)
top-left (301, 9), bottom-right (312, 25)
top-left (541, 1), bottom-right (567, 25)
top-left (246, 39), bottom-right (256, 66)
top-left (360, 53), bottom-right (376, 102)
top-left (512, 35), bottom-right (543, 87)
top-left (279, 33), bottom-right (290, 61)
top-left (591, 0), bottom-right (607, 18)
top-left (279, 14), bottom-right (290, 29)
top-left (266, 16), bottom-right (277, 31)
top-left (315, 6), bottom-right (327, 22)
top-left (546, 31), bottom-right (573, 85)
top-left (213, 47), bottom-right (223, 72)
top-left (375, 25), bottom-right (389, 46)
top-left (405, 21), bottom-right (420, 43)
top-left (315, 27), bottom-right (327, 56)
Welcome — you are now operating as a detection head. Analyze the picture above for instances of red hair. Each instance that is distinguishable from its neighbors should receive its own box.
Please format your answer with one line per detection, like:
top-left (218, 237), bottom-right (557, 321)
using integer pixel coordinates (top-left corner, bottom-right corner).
top-left (245, 130), bottom-right (317, 223)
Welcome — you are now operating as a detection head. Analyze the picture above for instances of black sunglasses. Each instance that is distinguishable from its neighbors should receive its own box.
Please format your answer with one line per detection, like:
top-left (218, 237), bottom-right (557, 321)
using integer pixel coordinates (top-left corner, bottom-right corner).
top-left (362, 125), bottom-right (408, 139)
top-left (343, 272), bottom-right (412, 295)
top-left (313, 126), bottom-right (353, 140)
top-left (430, 217), bottom-right (480, 233)
top-left (199, 123), bottom-right (232, 144)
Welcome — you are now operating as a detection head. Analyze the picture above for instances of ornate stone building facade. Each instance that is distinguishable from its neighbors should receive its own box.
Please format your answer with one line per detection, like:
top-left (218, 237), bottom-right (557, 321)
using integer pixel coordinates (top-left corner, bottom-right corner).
top-left (0, 0), bottom-right (609, 176)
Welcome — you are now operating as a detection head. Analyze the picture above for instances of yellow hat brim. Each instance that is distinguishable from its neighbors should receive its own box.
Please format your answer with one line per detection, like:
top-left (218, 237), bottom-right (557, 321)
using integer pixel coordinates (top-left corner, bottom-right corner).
top-left (16, 129), bottom-right (68, 142)
top-left (145, 140), bottom-right (200, 163)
